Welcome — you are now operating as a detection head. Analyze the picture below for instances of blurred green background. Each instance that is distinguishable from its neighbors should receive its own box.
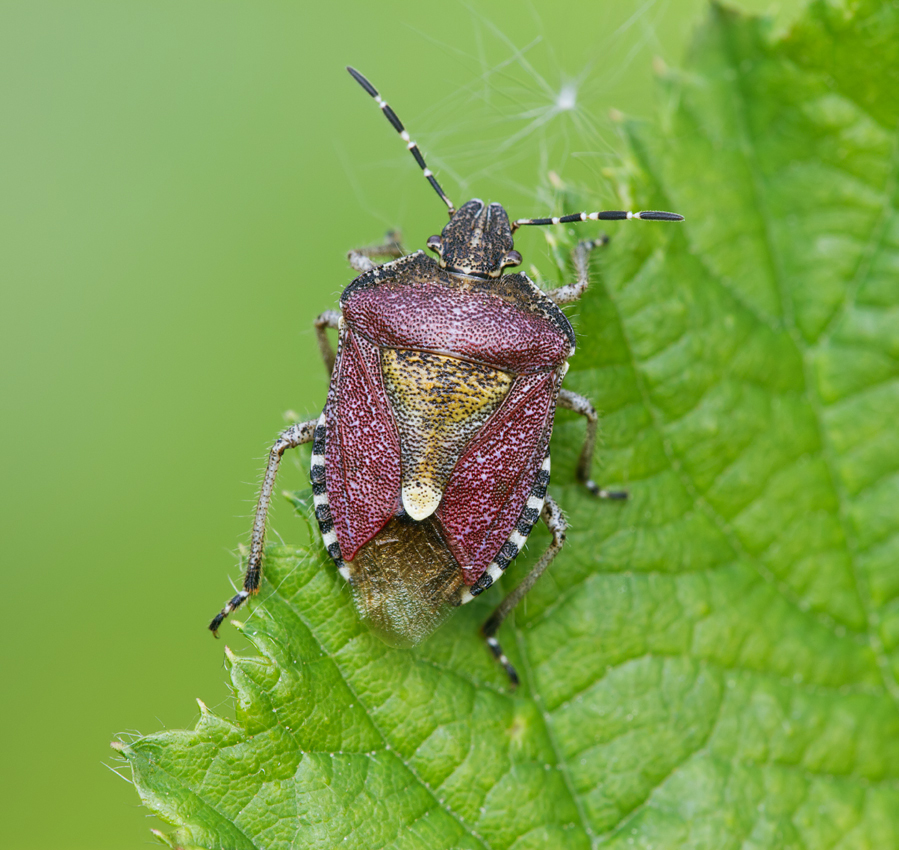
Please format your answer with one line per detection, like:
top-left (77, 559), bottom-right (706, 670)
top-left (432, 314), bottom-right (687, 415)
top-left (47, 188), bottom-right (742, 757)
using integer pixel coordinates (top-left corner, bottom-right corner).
top-left (1, 1), bottom-right (805, 847)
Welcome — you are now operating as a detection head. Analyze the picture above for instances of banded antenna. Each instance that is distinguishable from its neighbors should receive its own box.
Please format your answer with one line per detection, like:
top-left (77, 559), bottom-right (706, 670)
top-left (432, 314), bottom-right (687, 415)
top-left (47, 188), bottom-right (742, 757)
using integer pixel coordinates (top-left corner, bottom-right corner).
top-left (347, 66), bottom-right (456, 216)
top-left (513, 209), bottom-right (684, 231)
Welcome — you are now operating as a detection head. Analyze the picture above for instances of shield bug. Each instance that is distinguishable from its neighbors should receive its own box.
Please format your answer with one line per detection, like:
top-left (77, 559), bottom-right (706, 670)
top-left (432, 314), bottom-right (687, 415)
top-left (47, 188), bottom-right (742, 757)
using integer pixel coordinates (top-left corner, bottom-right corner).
top-left (210, 67), bottom-right (683, 685)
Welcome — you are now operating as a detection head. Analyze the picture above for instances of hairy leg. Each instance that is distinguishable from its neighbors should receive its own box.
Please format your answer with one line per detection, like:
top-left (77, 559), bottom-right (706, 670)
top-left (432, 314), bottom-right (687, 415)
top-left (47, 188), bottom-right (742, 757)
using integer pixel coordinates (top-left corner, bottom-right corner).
top-left (481, 495), bottom-right (567, 686)
top-left (544, 236), bottom-right (609, 305)
top-left (557, 388), bottom-right (627, 500)
top-left (347, 230), bottom-right (404, 273)
top-left (209, 418), bottom-right (318, 633)
top-left (314, 310), bottom-right (341, 375)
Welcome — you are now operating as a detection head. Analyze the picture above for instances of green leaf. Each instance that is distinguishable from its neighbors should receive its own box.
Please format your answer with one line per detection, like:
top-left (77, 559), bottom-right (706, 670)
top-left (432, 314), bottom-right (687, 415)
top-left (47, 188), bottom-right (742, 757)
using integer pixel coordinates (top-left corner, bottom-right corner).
top-left (115, 2), bottom-right (899, 847)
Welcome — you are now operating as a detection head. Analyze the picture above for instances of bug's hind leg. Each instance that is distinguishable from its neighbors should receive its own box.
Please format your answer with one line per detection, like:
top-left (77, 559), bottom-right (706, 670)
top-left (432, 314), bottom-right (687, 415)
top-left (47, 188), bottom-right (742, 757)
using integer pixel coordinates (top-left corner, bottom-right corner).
top-left (347, 230), bottom-right (405, 273)
top-left (558, 389), bottom-right (627, 500)
top-left (482, 495), bottom-right (568, 687)
top-left (209, 417), bottom-right (318, 634)
top-left (545, 236), bottom-right (609, 305)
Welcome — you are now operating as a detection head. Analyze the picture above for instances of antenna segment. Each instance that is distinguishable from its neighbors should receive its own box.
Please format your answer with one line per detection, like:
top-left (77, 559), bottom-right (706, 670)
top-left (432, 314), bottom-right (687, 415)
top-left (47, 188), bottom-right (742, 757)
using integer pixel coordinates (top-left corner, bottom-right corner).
top-left (347, 66), bottom-right (455, 216)
top-left (513, 209), bottom-right (684, 230)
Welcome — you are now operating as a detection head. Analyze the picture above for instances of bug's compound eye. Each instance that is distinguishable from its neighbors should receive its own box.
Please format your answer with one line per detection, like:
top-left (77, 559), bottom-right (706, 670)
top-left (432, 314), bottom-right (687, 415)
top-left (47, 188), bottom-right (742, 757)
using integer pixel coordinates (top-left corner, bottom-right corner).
top-left (426, 235), bottom-right (443, 255)
top-left (500, 250), bottom-right (522, 269)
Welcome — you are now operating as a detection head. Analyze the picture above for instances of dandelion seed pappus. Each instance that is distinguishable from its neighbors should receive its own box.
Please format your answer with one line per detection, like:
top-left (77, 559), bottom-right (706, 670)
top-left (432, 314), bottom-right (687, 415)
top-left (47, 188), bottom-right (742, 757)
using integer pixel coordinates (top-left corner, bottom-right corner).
top-left (209, 66), bottom-right (683, 685)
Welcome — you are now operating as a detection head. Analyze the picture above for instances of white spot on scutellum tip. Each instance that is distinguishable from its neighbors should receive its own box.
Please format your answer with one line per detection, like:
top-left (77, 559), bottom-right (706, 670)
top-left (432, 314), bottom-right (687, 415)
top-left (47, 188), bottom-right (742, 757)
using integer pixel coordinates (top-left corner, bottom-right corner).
top-left (402, 481), bottom-right (442, 521)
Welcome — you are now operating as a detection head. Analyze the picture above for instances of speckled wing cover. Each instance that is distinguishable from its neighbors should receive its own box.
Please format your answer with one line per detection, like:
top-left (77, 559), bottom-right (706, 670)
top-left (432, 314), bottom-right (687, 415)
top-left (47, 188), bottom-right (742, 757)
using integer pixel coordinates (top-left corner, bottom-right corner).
top-left (322, 251), bottom-right (574, 643)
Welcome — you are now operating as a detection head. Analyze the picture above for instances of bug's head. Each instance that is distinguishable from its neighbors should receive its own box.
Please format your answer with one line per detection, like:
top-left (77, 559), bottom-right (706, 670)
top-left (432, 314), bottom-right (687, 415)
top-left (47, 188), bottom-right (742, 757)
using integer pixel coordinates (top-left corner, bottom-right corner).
top-left (426, 199), bottom-right (522, 279)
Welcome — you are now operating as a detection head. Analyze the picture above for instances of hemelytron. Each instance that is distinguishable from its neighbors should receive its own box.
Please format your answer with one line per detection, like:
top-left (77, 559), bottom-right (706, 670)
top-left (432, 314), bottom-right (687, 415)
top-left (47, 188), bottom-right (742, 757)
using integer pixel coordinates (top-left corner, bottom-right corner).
top-left (210, 66), bottom-right (683, 685)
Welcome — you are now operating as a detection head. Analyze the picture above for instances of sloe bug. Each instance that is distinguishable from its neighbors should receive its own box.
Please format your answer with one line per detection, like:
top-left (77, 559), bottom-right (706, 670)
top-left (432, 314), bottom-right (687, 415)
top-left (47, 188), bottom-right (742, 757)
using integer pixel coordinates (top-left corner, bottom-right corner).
top-left (210, 67), bottom-right (683, 684)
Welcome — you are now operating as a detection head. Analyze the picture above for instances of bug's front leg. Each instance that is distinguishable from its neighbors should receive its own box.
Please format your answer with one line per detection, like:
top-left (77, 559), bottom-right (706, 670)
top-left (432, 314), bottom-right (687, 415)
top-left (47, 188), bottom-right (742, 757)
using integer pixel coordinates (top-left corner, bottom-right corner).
top-left (558, 389), bottom-right (627, 500)
top-left (347, 230), bottom-right (405, 273)
top-left (314, 310), bottom-right (341, 375)
top-left (209, 418), bottom-right (318, 634)
top-left (482, 495), bottom-right (568, 687)
top-left (321, 232), bottom-right (405, 372)
top-left (545, 236), bottom-right (609, 305)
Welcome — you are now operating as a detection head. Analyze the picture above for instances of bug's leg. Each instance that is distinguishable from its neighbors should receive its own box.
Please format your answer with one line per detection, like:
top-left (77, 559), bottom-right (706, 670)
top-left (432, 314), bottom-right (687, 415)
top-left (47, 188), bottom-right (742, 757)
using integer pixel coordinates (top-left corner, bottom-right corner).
top-left (557, 389), bottom-right (627, 500)
top-left (320, 230), bottom-right (404, 374)
top-left (545, 236), bottom-right (609, 305)
top-left (482, 495), bottom-right (568, 687)
top-left (347, 230), bottom-right (405, 273)
top-left (314, 310), bottom-right (341, 375)
top-left (209, 417), bottom-right (318, 634)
